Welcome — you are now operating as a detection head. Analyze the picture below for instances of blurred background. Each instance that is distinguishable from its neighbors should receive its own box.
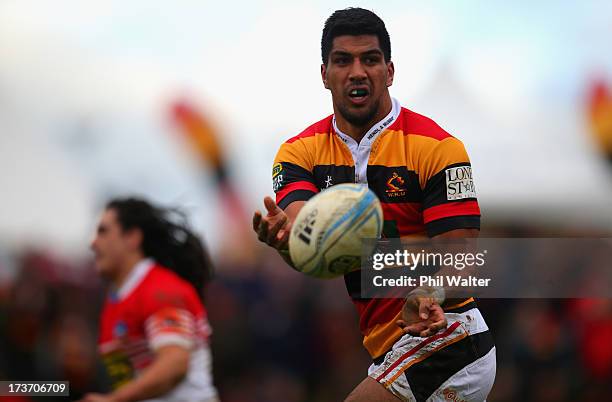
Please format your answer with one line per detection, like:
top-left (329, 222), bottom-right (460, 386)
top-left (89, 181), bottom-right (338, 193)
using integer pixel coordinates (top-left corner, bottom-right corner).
top-left (1, 0), bottom-right (611, 401)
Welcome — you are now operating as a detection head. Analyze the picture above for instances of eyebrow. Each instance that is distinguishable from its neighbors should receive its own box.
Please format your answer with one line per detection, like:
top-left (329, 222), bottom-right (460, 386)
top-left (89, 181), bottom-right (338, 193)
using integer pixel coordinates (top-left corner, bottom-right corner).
top-left (330, 49), bottom-right (384, 57)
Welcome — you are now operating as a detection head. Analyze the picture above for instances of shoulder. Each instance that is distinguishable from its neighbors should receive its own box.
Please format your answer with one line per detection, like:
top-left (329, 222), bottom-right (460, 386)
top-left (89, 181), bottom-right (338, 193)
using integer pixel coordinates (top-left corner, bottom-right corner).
top-left (392, 107), bottom-right (469, 163)
top-left (139, 265), bottom-right (201, 311)
top-left (143, 265), bottom-right (185, 288)
top-left (275, 115), bottom-right (333, 168)
top-left (395, 107), bottom-right (454, 142)
top-left (283, 115), bottom-right (333, 144)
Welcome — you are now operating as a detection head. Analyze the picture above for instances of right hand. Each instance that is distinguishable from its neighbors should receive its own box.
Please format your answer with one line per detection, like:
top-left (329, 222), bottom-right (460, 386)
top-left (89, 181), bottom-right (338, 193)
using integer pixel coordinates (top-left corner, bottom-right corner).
top-left (396, 296), bottom-right (447, 337)
top-left (253, 196), bottom-right (291, 250)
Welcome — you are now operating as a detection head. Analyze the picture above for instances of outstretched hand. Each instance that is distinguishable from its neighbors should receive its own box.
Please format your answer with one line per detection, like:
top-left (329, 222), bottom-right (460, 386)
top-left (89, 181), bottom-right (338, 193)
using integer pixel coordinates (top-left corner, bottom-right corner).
top-left (397, 296), bottom-right (447, 337)
top-left (253, 196), bottom-right (291, 250)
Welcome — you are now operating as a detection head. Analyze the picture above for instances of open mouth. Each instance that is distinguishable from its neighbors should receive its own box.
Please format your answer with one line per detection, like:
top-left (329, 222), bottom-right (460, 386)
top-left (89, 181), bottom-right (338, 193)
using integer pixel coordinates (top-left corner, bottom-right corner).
top-left (348, 87), bottom-right (370, 104)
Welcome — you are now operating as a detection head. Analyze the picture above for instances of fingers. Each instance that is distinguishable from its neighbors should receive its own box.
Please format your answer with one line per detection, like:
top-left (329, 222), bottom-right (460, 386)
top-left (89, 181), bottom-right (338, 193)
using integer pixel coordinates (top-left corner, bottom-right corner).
top-left (397, 302), bottom-right (448, 337)
top-left (426, 308), bottom-right (448, 334)
top-left (426, 317), bottom-right (447, 334)
top-left (254, 197), bottom-right (290, 248)
top-left (417, 297), bottom-right (433, 320)
top-left (252, 211), bottom-right (262, 232)
top-left (398, 320), bottom-right (428, 336)
top-left (264, 196), bottom-right (282, 215)
top-left (275, 227), bottom-right (291, 250)
top-left (267, 214), bottom-right (288, 245)
top-left (256, 216), bottom-right (270, 243)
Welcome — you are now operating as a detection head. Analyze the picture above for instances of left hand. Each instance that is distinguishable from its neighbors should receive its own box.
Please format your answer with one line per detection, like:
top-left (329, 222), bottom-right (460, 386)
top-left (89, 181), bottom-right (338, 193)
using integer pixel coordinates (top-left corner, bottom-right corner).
top-left (396, 296), bottom-right (447, 337)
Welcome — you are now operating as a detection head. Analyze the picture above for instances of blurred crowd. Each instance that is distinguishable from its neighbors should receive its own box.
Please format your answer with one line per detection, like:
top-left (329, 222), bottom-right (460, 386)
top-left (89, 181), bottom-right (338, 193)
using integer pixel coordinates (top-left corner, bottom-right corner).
top-left (0, 240), bottom-right (610, 402)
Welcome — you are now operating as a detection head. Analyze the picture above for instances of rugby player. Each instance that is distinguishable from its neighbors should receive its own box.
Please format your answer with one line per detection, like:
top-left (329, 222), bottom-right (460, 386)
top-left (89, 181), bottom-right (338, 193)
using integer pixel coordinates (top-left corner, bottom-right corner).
top-left (253, 8), bottom-right (495, 402)
top-left (81, 198), bottom-right (218, 402)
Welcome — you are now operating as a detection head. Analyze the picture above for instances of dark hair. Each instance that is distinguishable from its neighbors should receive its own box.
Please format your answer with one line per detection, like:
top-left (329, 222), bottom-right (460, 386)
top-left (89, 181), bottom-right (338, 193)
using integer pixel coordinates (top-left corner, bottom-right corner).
top-left (321, 7), bottom-right (391, 65)
top-left (106, 197), bottom-right (214, 299)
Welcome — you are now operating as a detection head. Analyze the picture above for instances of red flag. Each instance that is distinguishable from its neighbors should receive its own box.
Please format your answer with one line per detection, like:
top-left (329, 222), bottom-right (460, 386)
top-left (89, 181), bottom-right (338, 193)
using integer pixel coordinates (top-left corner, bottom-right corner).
top-left (588, 79), bottom-right (612, 162)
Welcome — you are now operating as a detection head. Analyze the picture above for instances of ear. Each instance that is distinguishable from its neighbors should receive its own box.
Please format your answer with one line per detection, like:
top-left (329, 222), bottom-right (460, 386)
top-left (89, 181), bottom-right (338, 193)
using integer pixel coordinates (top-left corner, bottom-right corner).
top-left (125, 228), bottom-right (143, 253)
top-left (321, 64), bottom-right (330, 89)
top-left (386, 61), bottom-right (395, 87)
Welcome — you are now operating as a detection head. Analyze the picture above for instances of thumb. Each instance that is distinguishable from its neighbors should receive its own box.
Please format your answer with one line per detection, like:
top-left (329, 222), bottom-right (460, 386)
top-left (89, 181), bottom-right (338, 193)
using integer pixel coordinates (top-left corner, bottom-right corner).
top-left (264, 196), bottom-right (282, 215)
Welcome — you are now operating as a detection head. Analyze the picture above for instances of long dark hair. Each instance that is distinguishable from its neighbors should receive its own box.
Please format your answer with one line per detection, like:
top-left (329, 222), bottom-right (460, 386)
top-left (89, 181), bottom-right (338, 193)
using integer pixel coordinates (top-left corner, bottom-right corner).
top-left (106, 197), bottom-right (213, 299)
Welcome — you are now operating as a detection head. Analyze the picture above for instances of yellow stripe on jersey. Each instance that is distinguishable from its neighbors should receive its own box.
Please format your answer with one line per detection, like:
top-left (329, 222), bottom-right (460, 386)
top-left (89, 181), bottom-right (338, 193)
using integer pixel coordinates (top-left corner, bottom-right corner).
top-left (274, 136), bottom-right (316, 171)
top-left (363, 310), bottom-right (404, 358)
top-left (274, 132), bottom-right (355, 169)
top-left (411, 136), bottom-right (471, 189)
top-left (370, 131), bottom-right (472, 189)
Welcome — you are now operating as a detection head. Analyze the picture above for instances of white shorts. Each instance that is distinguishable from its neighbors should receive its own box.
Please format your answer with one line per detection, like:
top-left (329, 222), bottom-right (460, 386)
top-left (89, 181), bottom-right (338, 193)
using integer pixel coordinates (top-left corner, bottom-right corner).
top-left (368, 308), bottom-right (496, 402)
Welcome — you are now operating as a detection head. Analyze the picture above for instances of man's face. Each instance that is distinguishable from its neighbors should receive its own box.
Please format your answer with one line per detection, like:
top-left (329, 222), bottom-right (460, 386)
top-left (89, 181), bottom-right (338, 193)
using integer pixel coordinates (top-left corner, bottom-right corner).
top-left (90, 209), bottom-right (134, 279)
top-left (321, 34), bottom-right (394, 127)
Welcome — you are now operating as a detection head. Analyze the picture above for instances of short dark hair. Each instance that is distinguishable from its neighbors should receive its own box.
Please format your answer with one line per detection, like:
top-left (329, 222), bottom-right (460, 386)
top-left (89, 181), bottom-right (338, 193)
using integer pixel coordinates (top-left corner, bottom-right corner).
top-left (107, 197), bottom-right (214, 298)
top-left (321, 7), bottom-right (391, 65)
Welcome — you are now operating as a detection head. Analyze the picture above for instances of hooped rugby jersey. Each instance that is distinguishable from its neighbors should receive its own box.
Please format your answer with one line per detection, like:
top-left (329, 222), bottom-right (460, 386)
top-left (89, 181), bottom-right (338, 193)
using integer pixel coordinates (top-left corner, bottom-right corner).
top-left (273, 98), bottom-right (481, 359)
top-left (99, 259), bottom-right (218, 401)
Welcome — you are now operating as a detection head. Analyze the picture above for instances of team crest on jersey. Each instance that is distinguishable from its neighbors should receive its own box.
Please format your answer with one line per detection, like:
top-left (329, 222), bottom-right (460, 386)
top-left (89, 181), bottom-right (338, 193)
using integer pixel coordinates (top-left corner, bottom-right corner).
top-left (385, 172), bottom-right (406, 197)
top-left (445, 166), bottom-right (476, 200)
top-left (272, 163), bottom-right (284, 192)
top-left (113, 321), bottom-right (128, 339)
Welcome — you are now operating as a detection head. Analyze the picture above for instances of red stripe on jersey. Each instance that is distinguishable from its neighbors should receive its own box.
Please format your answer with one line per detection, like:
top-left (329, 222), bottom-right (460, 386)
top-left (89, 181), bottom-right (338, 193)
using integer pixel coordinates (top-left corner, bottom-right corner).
top-left (353, 298), bottom-right (406, 334)
top-left (286, 115), bottom-right (333, 143)
top-left (381, 202), bottom-right (425, 235)
top-left (423, 201), bottom-right (480, 224)
top-left (396, 108), bottom-right (452, 141)
top-left (276, 181), bottom-right (318, 204)
top-left (374, 321), bottom-right (462, 382)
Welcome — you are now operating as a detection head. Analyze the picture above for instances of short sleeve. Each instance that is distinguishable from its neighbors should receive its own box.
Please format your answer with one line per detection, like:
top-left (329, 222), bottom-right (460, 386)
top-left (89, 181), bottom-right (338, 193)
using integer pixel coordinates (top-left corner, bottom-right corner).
top-left (273, 140), bottom-right (319, 209)
top-left (142, 287), bottom-right (198, 351)
top-left (419, 137), bottom-right (481, 237)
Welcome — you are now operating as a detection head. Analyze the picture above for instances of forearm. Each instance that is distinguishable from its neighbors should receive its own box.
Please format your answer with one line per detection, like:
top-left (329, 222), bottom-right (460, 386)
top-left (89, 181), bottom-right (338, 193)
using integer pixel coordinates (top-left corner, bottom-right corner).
top-left (110, 348), bottom-right (188, 402)
top-left (415, 228), bottom-right (480, 303)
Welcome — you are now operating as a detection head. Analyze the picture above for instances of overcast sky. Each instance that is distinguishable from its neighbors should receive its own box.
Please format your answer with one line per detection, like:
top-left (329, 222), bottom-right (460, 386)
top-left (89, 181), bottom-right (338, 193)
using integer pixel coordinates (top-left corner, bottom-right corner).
top-left (1, 0), bottom-right (611, 253)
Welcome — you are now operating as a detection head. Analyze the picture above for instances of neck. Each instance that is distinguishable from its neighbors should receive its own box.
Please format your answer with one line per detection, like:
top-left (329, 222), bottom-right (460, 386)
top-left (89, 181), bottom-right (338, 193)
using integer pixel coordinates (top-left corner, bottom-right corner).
top-left (111, 253), bottom-right (145, 291)
top-left (335, 94), bottom-right (393, 142)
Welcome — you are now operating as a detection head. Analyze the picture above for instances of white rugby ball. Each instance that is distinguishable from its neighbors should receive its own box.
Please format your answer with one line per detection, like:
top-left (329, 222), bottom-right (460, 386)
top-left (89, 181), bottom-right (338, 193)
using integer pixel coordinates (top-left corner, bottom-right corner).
top-left (289, 183), bottom-right (383, 278)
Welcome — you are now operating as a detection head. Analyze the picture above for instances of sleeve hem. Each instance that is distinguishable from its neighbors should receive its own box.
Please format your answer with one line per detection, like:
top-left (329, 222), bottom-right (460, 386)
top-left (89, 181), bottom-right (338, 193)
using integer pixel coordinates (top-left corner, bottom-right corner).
top-left (426, 215), bottom-right (480, 237)
top-left (278, 190), bottom-right (316, 209)
top-left (149, 334), bottom-right (194, 351)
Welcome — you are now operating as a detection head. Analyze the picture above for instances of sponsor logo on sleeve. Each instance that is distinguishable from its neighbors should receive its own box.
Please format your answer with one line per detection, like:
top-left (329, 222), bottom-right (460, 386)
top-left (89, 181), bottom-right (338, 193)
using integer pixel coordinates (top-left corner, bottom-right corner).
top-left (272, 163), bottom-right (284, 192)
top-left (445, 166), bottom-right (476, 200)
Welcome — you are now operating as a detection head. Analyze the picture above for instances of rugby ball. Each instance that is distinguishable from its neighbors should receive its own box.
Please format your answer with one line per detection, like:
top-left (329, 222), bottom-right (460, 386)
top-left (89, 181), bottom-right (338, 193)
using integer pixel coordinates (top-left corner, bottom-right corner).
top-left (289, 183), bottom-right (383, 278)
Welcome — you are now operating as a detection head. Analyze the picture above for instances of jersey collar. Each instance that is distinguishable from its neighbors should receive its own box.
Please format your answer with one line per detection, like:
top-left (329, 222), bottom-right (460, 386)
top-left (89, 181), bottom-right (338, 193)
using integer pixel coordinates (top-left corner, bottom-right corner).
top-left (112, 258), bottom-right (154, 301)
top-left (332, 97), bottom-right (400, 146)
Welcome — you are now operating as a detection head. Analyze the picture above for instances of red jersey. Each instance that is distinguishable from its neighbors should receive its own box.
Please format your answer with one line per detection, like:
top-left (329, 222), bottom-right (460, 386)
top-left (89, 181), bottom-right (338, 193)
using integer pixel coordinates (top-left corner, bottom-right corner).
top-left (273, 98), bottom-right (480, 358)
top-left (99, 259), bottom-right (217, 401)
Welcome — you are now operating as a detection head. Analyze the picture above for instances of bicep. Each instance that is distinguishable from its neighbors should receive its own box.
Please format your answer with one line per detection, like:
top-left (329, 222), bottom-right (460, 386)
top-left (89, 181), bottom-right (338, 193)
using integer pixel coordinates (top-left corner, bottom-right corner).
top-left (154, 344), bottom-right (190, 368)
